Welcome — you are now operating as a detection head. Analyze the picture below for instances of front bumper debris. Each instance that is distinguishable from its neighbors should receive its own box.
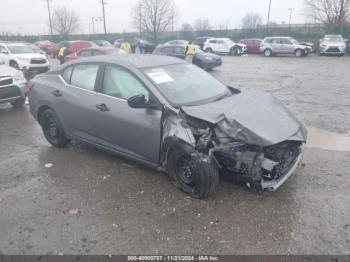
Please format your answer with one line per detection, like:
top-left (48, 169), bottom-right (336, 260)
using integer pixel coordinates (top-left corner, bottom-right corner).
top-left (260, 153), bottom-right (303, 191)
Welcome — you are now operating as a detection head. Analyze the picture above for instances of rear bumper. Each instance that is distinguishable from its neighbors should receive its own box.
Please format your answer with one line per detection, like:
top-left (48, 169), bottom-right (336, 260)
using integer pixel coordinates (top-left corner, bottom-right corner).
top-left (0, 83), bottom-right (27, 104)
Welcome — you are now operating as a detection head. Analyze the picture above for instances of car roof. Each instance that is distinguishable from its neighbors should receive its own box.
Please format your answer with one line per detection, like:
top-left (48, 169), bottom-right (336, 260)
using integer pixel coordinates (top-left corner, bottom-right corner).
top-left (66, 54), bottom-right (185, 68)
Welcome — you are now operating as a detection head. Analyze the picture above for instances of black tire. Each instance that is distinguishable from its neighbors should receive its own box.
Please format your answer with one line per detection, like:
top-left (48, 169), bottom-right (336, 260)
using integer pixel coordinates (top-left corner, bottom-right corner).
top-left (167, 146), bottom-right (219, 199)
top-left (264, 49), bottom-right (272, 57)
top-left (40, 109), bottom-right (69, 148)
top-left (295, 49), bottom-right (303, 57)
top-left (11, 98), bottom-right (25, 108)
top-left (205, 48), bottom-right (213, 53)
top-left (9, 61), bottom-right (19, 69)
top-left (230, 46), bottom-right (241, 56)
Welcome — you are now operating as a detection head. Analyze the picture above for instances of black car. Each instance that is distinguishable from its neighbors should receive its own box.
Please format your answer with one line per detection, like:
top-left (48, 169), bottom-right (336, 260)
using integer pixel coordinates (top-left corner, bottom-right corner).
top-left (125, 38), bottom-right (156, 54)
top-left (153, 44), bottom-right (222, 70)
top-left (193, 37), bottom-right (213, 50)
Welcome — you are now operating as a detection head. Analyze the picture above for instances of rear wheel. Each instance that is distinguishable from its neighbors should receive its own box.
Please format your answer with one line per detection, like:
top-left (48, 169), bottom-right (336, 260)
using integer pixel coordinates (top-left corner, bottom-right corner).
top-left (167, 146), bottom-right (219, 199)
top-left (40, 109), bottom-right (69, 148)
top-left (11, 98), bottom-right (25, 108)
top-left (264, 49), bottom-right (272, 57)
top-left (295, 49), bottom-right (303, 57)
top-left (205, 48), bottom-right (213, 53)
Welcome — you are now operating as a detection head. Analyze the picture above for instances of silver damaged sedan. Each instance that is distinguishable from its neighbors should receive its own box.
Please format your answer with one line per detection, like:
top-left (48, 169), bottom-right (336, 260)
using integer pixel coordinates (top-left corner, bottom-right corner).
top-left (29, 55), bottom-right (307, 199)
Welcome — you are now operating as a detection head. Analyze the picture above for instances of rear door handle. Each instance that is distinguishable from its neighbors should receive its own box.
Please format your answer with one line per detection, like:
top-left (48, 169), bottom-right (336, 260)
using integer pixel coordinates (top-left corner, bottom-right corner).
top-left (96, 103), bottom-right (109, 112)
top-left (52, 90), bottom-right (62, 97)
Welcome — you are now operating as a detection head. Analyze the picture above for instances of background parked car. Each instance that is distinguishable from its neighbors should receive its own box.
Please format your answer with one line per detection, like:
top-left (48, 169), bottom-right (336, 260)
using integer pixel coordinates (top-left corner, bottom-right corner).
top-left (0, 43), bottom-right (50, 73)
top-left (203, 38), bottom-right (247, 56)
top-left (163, 40), bottom-right (189, 46)
top-left (319, 35), bottom-right (347, 56)
top-left (57, 40), bottom-right (98, 54)
top-left (239, 38), bottom-right (262, 53)
top-left (193, 37), bottom-right (212, 50)
top-left (153, 44), bottom-right (222, 70)
top-left (114, 38), bottom-right (155, 53)
top-left (64, 47), bottom-right (126, 63)
top-left (299, 42), bottom-right (316, 53)
top-left (93, 40), bottom-right (113, 47)
top-left (26, 43), bottom-right (47, 56)
top-left (0, 58), bottom-right (27, 107)
top-left (260, 37), bottom-right (309, 57)
top-left (35, 40), bottom-right (59, 57)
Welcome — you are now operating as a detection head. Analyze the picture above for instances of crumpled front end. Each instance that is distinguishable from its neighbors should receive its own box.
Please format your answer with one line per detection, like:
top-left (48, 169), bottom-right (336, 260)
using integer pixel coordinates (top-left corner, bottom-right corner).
top-left (167, 89), bottom-right (308, 191)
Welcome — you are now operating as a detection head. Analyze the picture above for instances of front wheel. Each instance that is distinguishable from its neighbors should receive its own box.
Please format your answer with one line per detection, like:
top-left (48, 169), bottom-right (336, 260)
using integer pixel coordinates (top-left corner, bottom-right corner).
top-left (167, 146), bottom-right (219, 199)
top-left (40, 109), bottom-right (69, 148)
top-left (264, 49), bottom-right (272, 57)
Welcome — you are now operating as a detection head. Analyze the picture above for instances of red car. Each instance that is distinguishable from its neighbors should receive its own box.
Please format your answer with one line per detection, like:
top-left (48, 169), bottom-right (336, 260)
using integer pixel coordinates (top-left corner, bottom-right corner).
top-left (58, 40), bottom-right (98, 54)
top-left (239, 38), bottom-right (262, 54)
top-left (35, 40), bottom-right (59, 57)
top-left (64, 47), bottom-right (126, 63)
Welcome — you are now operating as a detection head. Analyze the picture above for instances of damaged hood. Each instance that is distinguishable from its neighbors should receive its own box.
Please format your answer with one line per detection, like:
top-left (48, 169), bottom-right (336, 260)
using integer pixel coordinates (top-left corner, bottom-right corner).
top-left (182, 90), bottom-right (307, 146)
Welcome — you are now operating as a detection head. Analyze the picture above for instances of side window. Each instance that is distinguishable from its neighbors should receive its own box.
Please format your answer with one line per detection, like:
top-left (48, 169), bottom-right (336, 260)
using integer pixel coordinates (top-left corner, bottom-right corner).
top-left (0, 45), bottom-right (7, 53)
top-left (281, 39), bottom-right (292, 45)
top-left (62, 66), bottom-right (73, 83)
top-left (217, 40), bottom-right (225, 44)
top-left (92, 50), bottom-right (103, 56)
top-left (272, 38), bottom-right (280, 44)
top-left (79, 50), bottom-right (92, 57)
top-left (71, 64), bottom-right (100, 91)
top-left (164, 47), bottom-right (173, 54)
top-left (209, 40), bottom-right (216, 44)
top-left (174, 47), bottom-right (185, 55)
top-left (102, 65), bottom-right (149, 101)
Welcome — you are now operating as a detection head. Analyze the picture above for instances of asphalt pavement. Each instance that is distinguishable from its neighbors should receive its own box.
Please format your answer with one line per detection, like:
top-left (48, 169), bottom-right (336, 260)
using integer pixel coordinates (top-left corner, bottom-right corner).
top-left (0, 55), bottom-right (349, 255)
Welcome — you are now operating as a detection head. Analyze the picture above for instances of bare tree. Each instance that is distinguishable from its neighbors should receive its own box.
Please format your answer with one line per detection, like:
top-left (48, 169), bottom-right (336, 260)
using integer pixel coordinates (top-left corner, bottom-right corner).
top-left (241, 13), bottom-right (263, 29)
top-left (51, 7), bottom-right (80, 35)
top-left (131, 0), bottom-right (178, 42)
top-left (304, 0), bottom-right (350, 25)
top-left (181, 23), bottom-right (193, 32)
top-left (193, 19), bottom-right (212, 31)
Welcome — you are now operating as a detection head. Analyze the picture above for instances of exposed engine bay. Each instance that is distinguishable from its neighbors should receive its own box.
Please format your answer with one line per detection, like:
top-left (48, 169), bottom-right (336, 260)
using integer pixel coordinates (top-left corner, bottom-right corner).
top-left (181, 114), bottom-right (303, 191)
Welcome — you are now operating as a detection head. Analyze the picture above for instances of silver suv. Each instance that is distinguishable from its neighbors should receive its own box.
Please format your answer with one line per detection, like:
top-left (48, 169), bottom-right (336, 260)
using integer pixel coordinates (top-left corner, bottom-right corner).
top-left (260, 37), bottom-right (309, 57)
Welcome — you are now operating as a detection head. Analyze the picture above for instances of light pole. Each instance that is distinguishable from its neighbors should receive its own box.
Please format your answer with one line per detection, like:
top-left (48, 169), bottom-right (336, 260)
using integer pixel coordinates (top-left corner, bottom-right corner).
top-left (92, 17), bottom-right (102, 34)
top-left (288, 8), bottom-right (293, 27)
top-left (266, 0), bottom-right (272, 27)
top-left (139, 3), bottom-right (142, 36)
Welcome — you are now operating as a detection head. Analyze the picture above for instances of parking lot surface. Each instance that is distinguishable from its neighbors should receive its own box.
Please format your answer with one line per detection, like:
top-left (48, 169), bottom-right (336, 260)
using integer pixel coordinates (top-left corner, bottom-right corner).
top-left (0, 55), bottom-right (349, 255)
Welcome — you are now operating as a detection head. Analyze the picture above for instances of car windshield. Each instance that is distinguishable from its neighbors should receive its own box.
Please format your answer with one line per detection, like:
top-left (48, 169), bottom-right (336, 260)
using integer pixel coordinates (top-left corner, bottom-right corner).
top-left (7, 45), bottom-right (34, 54)
top-left (143, 63), bottom-right (229, 107)
top-left (324, 37), bottom-right (343, 42)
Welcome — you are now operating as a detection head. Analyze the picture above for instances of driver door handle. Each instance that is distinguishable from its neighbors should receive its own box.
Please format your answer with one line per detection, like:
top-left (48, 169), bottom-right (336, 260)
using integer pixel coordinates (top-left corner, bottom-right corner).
top-left (52, 90), bottom-right (62, 97)
top-left (96, 103), bottom-right (109, 112)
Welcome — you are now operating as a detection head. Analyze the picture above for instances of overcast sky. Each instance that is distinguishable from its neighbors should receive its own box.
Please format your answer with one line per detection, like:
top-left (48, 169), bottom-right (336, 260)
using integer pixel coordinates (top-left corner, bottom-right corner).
top-left (1, 0), bottom-right (306, 35)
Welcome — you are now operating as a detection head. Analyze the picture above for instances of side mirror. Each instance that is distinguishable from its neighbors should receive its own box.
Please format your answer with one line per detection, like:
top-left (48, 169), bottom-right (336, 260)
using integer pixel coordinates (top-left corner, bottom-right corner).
top-left (1, 50), bottom-right (9, 55)
top-left (127, 94), bottom-right (160, 110)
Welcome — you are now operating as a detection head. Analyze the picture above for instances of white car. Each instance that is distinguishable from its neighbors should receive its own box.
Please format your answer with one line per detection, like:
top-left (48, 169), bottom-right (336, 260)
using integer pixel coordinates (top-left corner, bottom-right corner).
top-left (0, 58), bottom-right (27, 107)
top-left (0, 43), bottom-right (50, 73)
top-left (319, 35), bottom-right (348, 56)
top-left (203, 38), bottom-right (247, 56)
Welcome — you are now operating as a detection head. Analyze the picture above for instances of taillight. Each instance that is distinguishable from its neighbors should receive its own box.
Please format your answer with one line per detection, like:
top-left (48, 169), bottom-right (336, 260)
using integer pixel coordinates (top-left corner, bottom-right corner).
top-left (26, 82), bottom-right (34, 91)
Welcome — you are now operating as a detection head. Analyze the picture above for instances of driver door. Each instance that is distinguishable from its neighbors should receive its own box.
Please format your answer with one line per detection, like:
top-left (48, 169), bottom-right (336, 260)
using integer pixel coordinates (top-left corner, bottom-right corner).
top-left (95, 64), bottom-right (163, 164)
